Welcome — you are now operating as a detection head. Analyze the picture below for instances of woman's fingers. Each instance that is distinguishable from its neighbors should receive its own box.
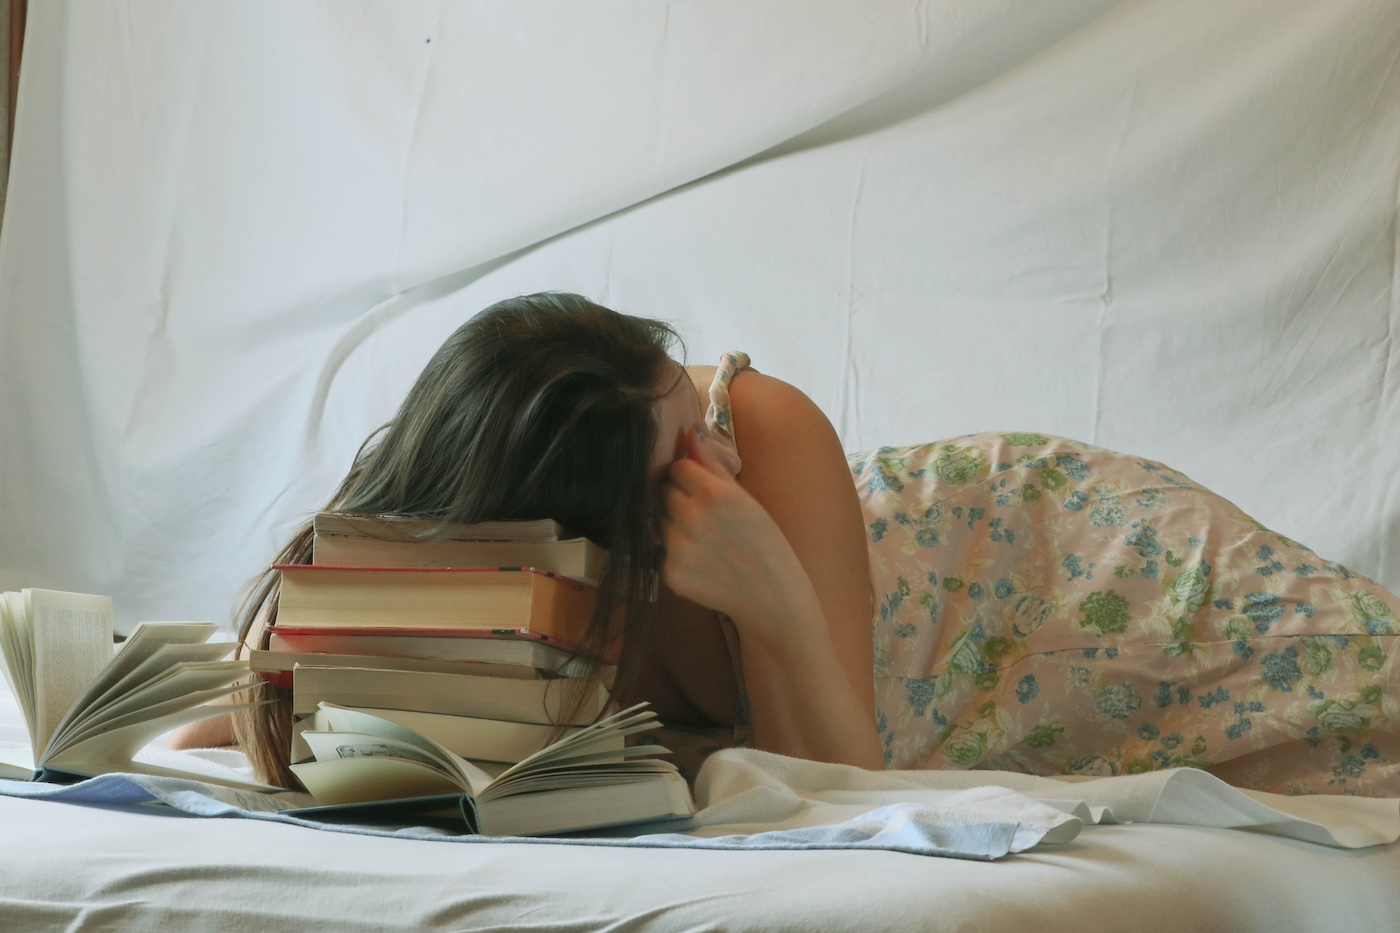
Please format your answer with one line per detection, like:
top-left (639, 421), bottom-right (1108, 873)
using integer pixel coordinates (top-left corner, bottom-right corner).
top-left (685, 424), bottom-right (719, 469)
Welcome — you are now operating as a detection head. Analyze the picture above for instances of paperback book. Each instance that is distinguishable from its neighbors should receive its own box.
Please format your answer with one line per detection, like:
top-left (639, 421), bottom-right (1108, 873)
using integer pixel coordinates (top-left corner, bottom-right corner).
top-left (312, 513), bottom-right (574, 543)
top-left (312, 526), bottom-right (608, 585)
top-left (288, 702), bottom-right (694, 836)
top-left (292, 703), bottom-right (624, 764)
top-left (0, 588), bottom-right (265, 788)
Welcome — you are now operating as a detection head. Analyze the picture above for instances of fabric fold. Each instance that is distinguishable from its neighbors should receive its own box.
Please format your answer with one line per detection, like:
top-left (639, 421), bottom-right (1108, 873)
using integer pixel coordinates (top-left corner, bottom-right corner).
top-left (1, 746), bottom-right (1394, 855)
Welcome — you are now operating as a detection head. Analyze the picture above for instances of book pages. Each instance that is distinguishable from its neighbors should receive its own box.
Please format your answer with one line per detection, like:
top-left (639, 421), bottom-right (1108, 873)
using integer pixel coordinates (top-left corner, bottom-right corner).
top-left (0, 596), bottom-right (29, 732)
top-left (48, 667), bottom-right (250, 756)
top-left (0, 591), bottom-right (36, 729)
top-left (46, 699), bottom-right (273, 791)
top-left (29, 590), bottom-right (112, 757)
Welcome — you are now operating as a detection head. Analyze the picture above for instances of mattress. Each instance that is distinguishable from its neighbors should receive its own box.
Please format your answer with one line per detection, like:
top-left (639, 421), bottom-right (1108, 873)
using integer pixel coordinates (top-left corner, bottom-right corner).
top-left (2, 785), bottom-right (1398, 932)
top-left (5, 680), bottom-right (1399, 931)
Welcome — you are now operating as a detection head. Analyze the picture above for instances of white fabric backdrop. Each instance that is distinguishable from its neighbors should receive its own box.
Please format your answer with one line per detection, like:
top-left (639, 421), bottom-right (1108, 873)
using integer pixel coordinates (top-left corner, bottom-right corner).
top-left (1, 0), bottom-right (1397, 631)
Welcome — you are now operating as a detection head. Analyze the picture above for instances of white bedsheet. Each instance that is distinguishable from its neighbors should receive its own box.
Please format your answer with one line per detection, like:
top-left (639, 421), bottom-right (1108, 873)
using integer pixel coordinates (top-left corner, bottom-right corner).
top-left (2, 721), bottom-right (1399, 930)
top-left (2, 784), bottom-right (1398, 933)
top-left (12, 744), bottom-right (1397, 852)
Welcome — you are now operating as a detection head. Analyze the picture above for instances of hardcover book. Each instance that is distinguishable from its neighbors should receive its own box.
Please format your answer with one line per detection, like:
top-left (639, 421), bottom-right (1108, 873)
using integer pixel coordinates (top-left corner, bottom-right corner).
top-left (265, 626), bottom-right (601, 673)
top-left (289, 663), bottom-right (612, 724)
top-left (274, 566), bottom-right (609, 650)
top-left (250, 648), bottom-right (582, 690)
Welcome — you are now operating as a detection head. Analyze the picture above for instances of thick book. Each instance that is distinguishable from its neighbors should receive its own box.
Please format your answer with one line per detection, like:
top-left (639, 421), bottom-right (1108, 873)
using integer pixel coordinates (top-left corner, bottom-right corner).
top-left (0, 589), bottom-right (267, 789)
top-left (290, 663), bottom-right (612, 724)
top-left (294, 704), bottom-right (623, 764)
top-left (250, 648), bottom-right (579, 690)
top-left (288, 702), bottom-right (694, 836)
top-left (275, 567), bottom-right (608, 650)
top-left (312, 512), bottom-right (574, 543)
top-left (266, 626), bottom-right (603, 672)
top-left (312, 534), bottom-right (608, 586)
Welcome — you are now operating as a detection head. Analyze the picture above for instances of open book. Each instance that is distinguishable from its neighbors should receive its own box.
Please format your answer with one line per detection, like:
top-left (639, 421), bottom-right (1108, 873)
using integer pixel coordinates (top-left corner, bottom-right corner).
top-left (0, 588), bottom-right (265, 788)
top-left (288, 702), bottom-right (695, 836)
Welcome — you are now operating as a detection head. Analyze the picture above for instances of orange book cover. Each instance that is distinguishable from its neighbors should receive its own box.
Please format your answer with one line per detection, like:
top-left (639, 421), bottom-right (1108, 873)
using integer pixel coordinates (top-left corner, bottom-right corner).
top-left (273, 566), bottom-right (619, 654)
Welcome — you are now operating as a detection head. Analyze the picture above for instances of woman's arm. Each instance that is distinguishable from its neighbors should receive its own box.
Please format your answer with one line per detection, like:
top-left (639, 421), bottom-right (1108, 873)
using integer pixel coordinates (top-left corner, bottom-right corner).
top-left (661, 372), bottom-right (883, 769)
top-left (165, 708), bottom-right (235, 749)
top-left (166, 611), bottom-right (269, 750)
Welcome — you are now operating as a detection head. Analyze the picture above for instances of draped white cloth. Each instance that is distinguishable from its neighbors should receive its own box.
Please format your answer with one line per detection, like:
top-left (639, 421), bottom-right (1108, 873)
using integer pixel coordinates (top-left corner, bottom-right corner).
top-left (1, 0), bottom-right (1398, 634)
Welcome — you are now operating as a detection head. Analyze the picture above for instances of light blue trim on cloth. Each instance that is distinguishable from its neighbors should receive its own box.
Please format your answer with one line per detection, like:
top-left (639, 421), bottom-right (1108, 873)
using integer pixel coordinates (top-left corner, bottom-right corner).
top-left (0, 771), bottom-right (1047, 859)
top-left (7, 747), bottom-right (1389, 854)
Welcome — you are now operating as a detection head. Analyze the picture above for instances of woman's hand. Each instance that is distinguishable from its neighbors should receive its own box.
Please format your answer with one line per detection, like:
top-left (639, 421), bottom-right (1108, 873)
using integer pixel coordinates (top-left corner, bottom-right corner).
top-left (657, 376), bottom-right (884, 770)
top-left (659, 426), bottom-right (815, 641)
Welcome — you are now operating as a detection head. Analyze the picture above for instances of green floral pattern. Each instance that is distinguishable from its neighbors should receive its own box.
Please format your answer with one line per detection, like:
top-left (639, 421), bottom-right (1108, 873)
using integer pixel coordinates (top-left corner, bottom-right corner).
top-left (851, 433), bottom-right (1400, 795)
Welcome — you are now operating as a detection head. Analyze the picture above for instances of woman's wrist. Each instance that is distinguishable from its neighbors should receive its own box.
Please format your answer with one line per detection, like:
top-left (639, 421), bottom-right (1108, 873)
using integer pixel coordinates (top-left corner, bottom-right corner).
top-left (738, 634), bottom-right (885, 768)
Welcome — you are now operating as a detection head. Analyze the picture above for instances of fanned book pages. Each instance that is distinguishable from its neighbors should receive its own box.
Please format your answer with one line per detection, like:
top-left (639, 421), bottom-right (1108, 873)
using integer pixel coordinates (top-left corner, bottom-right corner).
top-left (288, 702), bottom-right (694, 836)
top-left (292, 704), bottom-right (626, 765)
top-left (0, 589), bottom-right (267, 789)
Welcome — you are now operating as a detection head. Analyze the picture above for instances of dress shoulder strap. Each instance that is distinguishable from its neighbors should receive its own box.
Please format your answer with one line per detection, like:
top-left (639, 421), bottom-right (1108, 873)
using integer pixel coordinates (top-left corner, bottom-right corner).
top-left (703, 351), bottom-right (750, 478)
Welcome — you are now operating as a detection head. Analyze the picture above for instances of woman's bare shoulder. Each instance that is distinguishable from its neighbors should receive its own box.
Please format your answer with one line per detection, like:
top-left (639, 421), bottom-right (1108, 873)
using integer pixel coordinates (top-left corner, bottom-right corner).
top-left (725, 368), bottom-right (838, 455)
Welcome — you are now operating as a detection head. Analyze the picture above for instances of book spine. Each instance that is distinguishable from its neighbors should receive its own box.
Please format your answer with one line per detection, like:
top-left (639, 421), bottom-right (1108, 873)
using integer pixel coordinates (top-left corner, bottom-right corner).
top-left (275, 567), bottom-right (606, 648)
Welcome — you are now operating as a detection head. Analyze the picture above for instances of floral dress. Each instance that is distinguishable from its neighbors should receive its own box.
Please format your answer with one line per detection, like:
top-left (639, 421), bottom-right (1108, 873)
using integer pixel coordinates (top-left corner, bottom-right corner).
top-left (709, 353), bottom-right (1399, 795)
top-left (851, 433), bottom-right (1400, 795)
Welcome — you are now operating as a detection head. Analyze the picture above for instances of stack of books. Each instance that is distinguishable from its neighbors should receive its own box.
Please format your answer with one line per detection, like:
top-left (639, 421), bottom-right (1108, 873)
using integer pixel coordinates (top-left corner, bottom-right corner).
top-left (260, 513), bottom-right (693, 836)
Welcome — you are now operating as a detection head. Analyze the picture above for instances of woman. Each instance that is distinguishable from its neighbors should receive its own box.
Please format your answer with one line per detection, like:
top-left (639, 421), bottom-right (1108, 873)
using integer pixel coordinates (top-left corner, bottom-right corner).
top-left (218, 291), bottom-right (1398, 795)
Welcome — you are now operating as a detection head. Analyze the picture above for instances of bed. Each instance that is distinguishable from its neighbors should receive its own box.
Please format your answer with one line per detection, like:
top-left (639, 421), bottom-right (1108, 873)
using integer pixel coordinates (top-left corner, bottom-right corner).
top-left (2, 788), bottom-right (1400, 932)
top-left (3, 1), bottom-right (1400, 930)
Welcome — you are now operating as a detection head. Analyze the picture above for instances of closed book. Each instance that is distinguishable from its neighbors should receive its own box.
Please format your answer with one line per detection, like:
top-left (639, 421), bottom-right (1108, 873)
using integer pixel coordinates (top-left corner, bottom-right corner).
top-left (290, 664), bottom-right (612, 724)
top-left (275, 567), bottom-right (611, 651)
top-left (312, 534), bottom-right (608, 586)
top-left (313, 513), bottom-right (573, 543)
top-left (268, 625), bottom-right (609, 667)
top-left (287, 703), bottom-right (694, 837)
top-left (250, 648), bottom-right (578, 691)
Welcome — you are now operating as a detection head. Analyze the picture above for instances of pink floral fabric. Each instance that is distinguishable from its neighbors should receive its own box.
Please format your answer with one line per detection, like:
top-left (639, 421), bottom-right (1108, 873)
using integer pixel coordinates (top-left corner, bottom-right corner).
top-left (851, 433), bottom-right (1400, 795)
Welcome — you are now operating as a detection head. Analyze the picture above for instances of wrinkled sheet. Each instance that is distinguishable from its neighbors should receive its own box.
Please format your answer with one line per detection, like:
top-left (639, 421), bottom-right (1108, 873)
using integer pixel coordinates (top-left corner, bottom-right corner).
top-left (0, 748), bottom-right (1083, 860)
top-left (2, 758), bottom-right (1400, 933)
top-left (2, 0), bottom-right (1398, 630)
top-left (4, 746), bottom-right (1396, 850)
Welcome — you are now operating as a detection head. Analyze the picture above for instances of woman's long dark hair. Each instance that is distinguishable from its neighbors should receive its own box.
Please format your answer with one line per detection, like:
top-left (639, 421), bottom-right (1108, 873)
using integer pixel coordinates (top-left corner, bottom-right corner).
top-left (233, 292), bottom-right (682, 786)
